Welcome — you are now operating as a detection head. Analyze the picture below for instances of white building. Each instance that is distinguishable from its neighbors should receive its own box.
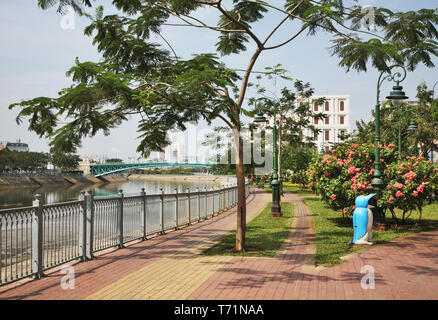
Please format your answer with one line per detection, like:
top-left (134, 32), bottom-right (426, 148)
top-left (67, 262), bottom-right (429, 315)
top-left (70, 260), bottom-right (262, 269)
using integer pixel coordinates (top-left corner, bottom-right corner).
top-left (296, 95), bottom-right (350, 152)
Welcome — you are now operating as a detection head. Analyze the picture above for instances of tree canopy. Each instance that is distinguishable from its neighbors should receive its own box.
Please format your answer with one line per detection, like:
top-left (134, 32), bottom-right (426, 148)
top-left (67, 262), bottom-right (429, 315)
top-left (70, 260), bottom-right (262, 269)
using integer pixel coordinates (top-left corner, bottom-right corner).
top-left (14, 0), bottom-right (438, 251)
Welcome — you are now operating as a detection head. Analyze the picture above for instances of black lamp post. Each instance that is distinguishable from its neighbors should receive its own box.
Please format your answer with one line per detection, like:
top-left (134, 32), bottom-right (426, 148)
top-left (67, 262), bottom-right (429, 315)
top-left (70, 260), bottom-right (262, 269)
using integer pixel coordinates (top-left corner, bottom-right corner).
top-left (372, 65), bottom-right (408, 229)
top-left (254, 105), bottom-right (282, 217)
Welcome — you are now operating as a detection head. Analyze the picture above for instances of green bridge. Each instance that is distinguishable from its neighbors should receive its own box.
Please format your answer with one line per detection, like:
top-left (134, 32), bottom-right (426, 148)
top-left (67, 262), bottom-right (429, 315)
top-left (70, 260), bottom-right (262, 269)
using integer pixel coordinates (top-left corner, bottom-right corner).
top-left (90, 162), bottom-right (213, 177)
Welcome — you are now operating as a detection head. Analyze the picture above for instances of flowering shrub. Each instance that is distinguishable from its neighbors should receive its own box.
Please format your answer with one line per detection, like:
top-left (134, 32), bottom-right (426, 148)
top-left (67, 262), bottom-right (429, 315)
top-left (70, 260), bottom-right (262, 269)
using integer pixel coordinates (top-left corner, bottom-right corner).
top-left (382, 156), bottom-right (438, 221)
top-left (306, 143), bottom-right (438, 222)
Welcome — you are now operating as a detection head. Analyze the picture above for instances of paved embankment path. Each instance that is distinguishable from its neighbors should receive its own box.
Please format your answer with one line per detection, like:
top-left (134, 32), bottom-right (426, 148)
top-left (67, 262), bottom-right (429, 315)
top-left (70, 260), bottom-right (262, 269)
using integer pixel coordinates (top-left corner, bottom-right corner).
top-left (0, 189), bottom-right (437, 300)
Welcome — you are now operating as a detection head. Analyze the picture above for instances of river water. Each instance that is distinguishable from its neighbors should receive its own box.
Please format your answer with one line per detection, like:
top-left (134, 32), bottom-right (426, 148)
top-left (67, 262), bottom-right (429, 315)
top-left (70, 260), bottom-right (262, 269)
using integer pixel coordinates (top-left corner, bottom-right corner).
top-left (0, 177), bottom-right (221, 209)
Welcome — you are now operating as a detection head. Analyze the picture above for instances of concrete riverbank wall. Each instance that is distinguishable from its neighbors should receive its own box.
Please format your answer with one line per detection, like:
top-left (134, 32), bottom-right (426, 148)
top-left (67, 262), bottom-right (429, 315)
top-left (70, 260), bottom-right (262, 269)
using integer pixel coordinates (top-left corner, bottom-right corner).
top-left (128, 174), bottom-right (230, 185)
top-left (0, 175), bottom-right (103, 188)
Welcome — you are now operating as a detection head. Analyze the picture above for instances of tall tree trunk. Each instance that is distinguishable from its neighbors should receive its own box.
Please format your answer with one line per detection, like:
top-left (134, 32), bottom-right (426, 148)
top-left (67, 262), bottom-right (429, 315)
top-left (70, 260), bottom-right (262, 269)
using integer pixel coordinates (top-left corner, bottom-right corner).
top-left (233, 126), bottom-right (246, 252)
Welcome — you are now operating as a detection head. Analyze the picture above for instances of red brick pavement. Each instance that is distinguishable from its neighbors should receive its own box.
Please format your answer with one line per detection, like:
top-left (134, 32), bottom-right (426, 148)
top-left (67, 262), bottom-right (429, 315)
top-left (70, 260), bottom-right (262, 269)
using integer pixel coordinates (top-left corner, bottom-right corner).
top-left (1, 189), bottom-right (438, 300)
top-left (0, 189), bottom-right (268, 300)
top-left (189, 193), bottom-right (438, 300)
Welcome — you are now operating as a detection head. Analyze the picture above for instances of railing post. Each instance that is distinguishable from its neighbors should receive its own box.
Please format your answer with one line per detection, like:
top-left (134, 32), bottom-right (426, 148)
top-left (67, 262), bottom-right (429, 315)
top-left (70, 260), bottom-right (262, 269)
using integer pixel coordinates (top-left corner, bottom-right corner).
top-left (212, 187), bottom-right (216, 216)
top-left (85, 190), bottom-right (94, 260)
top-left (204, 186), bottom-right (208, 219)
top-left (175, 188), bottom-right (179, 230)
top-left (160, 188), bottom-right (165, 234)
top-left (197, 187), bottom-right (201, 222)
top-left (79, 191), bottom-right (87, 261)
top-left (32, 194), bottom-right (44, 279)
top-left (221, 185), bottom-right (225, 212)
top-left (141, 188), bottom-right (147, 240)
top-left (117, 189), bottom-right (124, 248)
top-left (226, 185), bottom-right (230, 209)
top-left (187, 188), bottom-right (191, 225)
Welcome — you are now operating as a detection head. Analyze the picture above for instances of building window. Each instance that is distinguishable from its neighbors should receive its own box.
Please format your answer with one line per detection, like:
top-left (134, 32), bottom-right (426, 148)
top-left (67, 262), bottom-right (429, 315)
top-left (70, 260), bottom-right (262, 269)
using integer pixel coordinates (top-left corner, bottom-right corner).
top-left (325, 130), bottom-right (330, 141)
top-left (340, 101), bottom-right (345, 111)
top-left (314, 132), bottom-right (318, 140)
top-left (339, 130), bottom-right (346, 136)
top-left (314, 117), bottom-right (318, 125)
top-left (300, 116), bottom-right (304, 121)
top-left (325, 101), bottom-right (329, 111)
top-left (340, 116), bottom-right (345, 125)
top-left (314, 102), bottom-right (318, 112)
top-left (325, 116), bottom-right (329, 125)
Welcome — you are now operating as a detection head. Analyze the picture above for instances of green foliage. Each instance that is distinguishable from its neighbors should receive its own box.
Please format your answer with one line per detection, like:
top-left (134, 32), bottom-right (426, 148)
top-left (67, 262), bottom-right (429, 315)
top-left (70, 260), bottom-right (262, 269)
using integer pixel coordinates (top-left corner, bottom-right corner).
top-left (106, 158), bottom-right (124, 163)
top-left (50, 153), bottom-right (82, 172)
top-left (307, 142), bottom-right (438, 223)
top-left (16, 1), bottom-right (438, 158)
top-left (0, 150), bottom-right (50, 172)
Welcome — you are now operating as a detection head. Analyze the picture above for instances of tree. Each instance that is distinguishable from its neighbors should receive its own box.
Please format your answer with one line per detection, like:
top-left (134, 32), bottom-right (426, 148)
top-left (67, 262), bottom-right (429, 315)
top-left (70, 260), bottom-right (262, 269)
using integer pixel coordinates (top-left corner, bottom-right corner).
top-left (12, 1), bottom-right (438, 252)
top-left (51, 153), bottom-right (82, 172)
top-left (106, 158), bottom-right (124, 163)
top-left (0, 150), bottom-right (50, 172)
top-left (249, 69), bottom-right (326, 183)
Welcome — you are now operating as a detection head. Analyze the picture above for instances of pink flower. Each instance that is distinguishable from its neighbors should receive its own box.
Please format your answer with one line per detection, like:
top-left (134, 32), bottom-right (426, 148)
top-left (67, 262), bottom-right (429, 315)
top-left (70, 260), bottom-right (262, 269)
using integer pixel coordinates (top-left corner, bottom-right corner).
top-left (403, 171), bottom-right (417, 181)
top-left (388, 143), bottom-right (395, 148)
top-left (348, 166), bottom-right (356, 174)
top-left (369, 168), bottom-right (375, 176)
top-left (396, 183), bottom-right (403, 189)
top-left (413, 162), bottom-right (420, 166)
top-left (387, 196), bottom-right (395, 204)
top-left (324, 171), bottom-right (330, 177)
top-left (417, 185), bottom-right (424, 193)
top-left (395, 191), bottom-right (404, 198)
top-left (332, 150), bottom-right (336, 155)
top-left (386, 185), bottom-right (392, 190)
top-left (330, 194), bottom-right (337, 201)
top-left (352, 144), bottom-right (359, 149)
top-left (398, 164), bottom-right (404, 170)
top-left (413, 191), bottom-right (419, 197)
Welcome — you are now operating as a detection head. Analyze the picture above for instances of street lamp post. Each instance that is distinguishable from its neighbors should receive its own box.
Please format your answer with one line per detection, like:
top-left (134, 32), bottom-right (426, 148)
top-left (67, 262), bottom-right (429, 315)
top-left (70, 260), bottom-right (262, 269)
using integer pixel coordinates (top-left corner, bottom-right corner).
top-left (254, 101), bottom-right (282, 217)
top-left (371, 65), bottom-right (408, 229)
top-left (398, 110), bottom-right (418, 157)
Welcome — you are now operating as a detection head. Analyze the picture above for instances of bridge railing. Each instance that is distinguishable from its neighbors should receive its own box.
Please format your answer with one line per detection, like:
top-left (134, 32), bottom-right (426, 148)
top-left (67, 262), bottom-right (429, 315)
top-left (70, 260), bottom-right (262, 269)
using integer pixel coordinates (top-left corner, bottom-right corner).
top-left (0, 182), bottom-right (249, 286)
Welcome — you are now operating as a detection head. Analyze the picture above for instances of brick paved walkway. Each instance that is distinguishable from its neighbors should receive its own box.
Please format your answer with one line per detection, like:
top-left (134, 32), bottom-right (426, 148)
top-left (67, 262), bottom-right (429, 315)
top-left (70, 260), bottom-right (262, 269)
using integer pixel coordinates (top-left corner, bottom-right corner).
top-left (0, 189), bottom-right (437, 300)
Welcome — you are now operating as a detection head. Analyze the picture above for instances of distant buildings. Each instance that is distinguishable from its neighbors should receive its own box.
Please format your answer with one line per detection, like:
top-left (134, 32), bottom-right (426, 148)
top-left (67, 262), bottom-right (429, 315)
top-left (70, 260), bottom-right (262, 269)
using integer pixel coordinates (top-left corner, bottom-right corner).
top-left (0, 140), bottom-right (29, 152)
top-left (303, 95), bottom-right (351, 152)
top-left (266, 95), bottom-right (351, 153)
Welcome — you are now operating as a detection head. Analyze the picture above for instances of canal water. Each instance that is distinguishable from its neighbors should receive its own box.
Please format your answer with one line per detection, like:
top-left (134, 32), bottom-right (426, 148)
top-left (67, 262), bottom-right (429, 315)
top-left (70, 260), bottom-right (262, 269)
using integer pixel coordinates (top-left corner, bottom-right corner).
top-left (0, 177), bottom-right (221, 209)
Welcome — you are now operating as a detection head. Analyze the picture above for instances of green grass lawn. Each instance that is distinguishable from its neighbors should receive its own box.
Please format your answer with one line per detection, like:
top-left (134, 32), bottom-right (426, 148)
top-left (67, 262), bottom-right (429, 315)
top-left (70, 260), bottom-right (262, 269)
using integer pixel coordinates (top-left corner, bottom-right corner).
top-left (303, 197), bottom-right (438, 267)
top-left (203, 202), bottom-right (294, 258)
top-left (261, 182), bottom-right (314, 195)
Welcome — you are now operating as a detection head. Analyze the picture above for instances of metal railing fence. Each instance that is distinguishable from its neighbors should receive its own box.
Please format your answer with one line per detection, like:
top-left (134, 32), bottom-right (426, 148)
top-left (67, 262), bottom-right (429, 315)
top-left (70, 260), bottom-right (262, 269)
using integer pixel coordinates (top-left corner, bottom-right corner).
top-left (0, 182), bottom-right (249, 285)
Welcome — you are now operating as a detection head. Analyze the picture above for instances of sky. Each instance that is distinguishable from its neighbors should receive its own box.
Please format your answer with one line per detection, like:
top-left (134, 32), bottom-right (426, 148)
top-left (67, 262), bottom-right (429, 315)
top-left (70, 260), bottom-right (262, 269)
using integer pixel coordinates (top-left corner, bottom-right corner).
top-left (0, 0), bottom-right (437, 161)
